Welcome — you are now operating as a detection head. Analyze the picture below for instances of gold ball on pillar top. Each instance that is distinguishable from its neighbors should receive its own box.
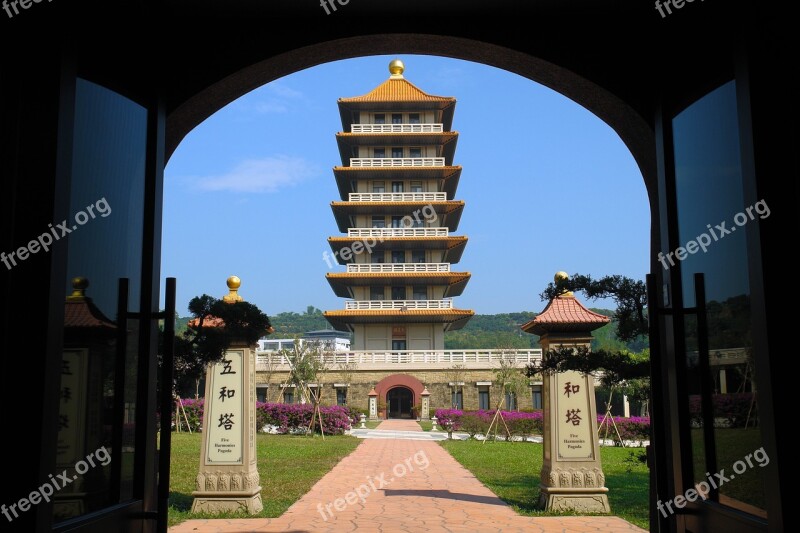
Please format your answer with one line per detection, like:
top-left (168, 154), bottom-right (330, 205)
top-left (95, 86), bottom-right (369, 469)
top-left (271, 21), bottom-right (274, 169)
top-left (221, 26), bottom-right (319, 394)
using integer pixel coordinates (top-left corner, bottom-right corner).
top-left (389, 59), bottom-right (405, 77)
top-left (67, 276), bottom-right (89, 301)
top-left (554, 271), bottom-right (574, 297)
top-left (223, 275), bottom-right (244, 303)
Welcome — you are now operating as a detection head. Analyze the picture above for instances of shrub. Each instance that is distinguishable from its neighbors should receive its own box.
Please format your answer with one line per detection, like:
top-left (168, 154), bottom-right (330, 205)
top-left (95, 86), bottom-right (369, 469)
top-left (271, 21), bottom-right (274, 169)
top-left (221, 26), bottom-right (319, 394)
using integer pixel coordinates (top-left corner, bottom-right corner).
top-left (597, 415), bottom-right (650, 445)
top-left (434, 408), bottom-right (462, 437)
top-left (256, 402), bottom-right (352, 435)
top-left (434, 409), bottom-right (544, 440)
top-left (343, 405), bottom-right (364, 425)
top-left (459, 414), bottom-right (488, 439)
top-left (178, 398), bottom-right (204, 432)
top-left (688, 393), bottom-right (755, 428)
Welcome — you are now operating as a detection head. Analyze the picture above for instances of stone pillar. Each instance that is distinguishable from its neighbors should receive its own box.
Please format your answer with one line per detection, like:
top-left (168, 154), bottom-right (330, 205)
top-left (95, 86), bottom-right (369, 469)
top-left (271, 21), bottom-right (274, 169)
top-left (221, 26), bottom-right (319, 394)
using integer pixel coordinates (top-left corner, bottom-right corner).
top-left (420, 387), bottom-right (431, 420)
top-left (191, 277), bottom-right (263, 514)
top-left (521, 272), bottom-right (611, 513)
top-left (368, 387), bottom-right (378, 420)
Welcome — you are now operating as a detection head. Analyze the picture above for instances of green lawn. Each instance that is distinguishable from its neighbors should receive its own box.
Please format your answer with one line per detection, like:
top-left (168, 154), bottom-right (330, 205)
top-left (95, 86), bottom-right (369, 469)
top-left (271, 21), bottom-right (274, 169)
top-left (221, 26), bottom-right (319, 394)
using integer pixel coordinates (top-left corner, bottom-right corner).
top-left (439, 440), bottom-right (649, 529)
top-left (167, 432), bottom-right (361, 527)
top-left (417, 420), bottom-right (433, 431)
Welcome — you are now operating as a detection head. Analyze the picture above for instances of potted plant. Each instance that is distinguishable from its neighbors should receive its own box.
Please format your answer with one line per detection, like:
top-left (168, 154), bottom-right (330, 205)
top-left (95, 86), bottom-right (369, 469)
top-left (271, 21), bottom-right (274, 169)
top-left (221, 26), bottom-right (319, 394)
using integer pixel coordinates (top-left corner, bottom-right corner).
top-left (377, 399), bottom-right (387, 419)
top-left (411, 404), bottom-right (421, 420)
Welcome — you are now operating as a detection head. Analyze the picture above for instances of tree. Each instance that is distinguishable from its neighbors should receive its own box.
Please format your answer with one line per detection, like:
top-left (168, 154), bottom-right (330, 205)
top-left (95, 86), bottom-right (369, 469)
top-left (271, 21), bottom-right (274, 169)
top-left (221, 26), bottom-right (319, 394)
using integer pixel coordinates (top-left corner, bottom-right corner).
top-left (528, 274), bottom-right (651, 390)
top-left (540, 273), bottom-right (648, 342)
top-left (336, 360), bottom-right (358, 385)
top-left (160, 294), bottom-right (273, 399)
top-left (525, 345), bottom-right (650, 389)
top-left (282, 339), bottom-right (331, 405)
top-left (494, 350), bottom-right (526, 410)
top-left (444, 363), bottom-right (467, 409)
top-left (281, 339), bottom-right (332, 437)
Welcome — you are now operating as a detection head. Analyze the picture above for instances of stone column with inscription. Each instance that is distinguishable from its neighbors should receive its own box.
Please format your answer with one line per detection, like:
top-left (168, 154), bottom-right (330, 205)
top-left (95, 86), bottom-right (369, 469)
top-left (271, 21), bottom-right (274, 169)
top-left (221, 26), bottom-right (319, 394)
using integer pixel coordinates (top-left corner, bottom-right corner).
top-left (368, 388), bottom-right (378, 420)
top-left (191, 276), bottom-right (263, 514)
top-left (521, 272), bottom-right (612, 513)
top-left (420, 387), bottom-right (431, 420)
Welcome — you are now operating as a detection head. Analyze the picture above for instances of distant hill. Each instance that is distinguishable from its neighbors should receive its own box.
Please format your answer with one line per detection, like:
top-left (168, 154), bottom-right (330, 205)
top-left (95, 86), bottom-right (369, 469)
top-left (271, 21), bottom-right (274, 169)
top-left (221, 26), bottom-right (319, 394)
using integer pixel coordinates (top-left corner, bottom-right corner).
top-left (175, 306), bottom-right (648, 352)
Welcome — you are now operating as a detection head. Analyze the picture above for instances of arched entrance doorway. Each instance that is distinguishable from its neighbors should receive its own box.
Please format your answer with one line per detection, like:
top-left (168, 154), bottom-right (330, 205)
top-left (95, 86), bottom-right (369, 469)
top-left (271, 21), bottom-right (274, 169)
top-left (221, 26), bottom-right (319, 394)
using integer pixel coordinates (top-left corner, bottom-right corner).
top-left (386, 386), bottom-right (414, 419)
top-left (4, 9), bottom-right (785, 532)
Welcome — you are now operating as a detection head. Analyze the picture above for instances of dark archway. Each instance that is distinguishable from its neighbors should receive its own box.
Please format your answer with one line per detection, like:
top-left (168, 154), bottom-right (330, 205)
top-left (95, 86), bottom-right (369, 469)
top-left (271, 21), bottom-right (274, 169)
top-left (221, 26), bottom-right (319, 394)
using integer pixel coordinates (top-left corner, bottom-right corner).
top-left (386, 386), bottom-right (414, 419)
top-left (165, 33), bottom-right (657, 208)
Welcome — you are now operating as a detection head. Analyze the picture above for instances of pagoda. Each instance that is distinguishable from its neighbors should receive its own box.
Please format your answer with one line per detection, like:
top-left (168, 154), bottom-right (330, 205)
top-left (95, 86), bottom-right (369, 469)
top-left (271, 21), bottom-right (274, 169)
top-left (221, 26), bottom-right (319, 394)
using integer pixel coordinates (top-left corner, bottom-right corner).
top-left (323, 60), bottom-right (473, 350)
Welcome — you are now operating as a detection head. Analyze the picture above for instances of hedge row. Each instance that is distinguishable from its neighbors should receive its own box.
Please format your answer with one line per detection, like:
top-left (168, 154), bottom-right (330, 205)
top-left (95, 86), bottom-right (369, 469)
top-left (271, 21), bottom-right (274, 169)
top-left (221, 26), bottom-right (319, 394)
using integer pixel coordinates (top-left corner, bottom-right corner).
top-left (434, 409), bottom-right (544, 440)
top-left (434, 408), bottom-right (651, 444)
top-left (688, 393), bottom-right (756, 427)
top-left (172, 399), bottom-right (357, 435)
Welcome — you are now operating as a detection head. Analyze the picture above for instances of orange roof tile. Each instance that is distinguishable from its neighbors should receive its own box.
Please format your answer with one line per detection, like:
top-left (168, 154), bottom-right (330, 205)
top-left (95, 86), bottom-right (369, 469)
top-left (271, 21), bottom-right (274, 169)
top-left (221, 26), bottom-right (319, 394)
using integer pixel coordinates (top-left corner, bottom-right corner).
top-left (187, 316), bottom-right (226, 328)
top-left (521, 295), bottom-right (610, 335)
top-left (64, 299), bottom-right (116, 330)
top-left (339, 78), bottom-right (455, 104)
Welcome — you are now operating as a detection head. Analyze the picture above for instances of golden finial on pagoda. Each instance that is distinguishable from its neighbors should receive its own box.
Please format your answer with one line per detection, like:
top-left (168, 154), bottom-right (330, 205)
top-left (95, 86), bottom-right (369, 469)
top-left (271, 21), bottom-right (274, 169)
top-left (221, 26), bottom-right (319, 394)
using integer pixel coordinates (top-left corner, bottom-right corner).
top-left (222, 275), bottom-right (244, 303)
top-left (389, 59), bottom-right (405, 78)
top-left (67, 277), bottom-right (89, 301)
top-left (554, 271), bottom-right (574, 297)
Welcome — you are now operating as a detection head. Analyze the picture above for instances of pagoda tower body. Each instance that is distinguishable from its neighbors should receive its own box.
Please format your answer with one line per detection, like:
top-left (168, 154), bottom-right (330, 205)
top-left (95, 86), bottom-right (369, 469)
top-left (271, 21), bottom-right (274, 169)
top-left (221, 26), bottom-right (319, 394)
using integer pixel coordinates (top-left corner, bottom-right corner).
top-left (324, 60), bottom-right (474, 350)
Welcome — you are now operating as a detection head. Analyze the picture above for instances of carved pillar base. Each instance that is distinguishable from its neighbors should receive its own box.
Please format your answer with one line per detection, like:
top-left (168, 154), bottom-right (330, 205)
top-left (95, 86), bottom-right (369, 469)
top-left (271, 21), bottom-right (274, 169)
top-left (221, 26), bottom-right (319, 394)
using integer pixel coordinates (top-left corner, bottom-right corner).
top-left (191, 471), bottom-right (263, 514)
top-left (539, 490), bottom-right (610, 513)
top-left (539, 465), bottom-right (610, 512)
top-left (191, 490), bottom-right (263, 514)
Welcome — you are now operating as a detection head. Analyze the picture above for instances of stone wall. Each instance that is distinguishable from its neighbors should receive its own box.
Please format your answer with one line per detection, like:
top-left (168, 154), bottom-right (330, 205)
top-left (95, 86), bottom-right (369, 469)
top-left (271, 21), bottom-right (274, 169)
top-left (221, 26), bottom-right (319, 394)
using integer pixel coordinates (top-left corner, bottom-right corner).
top-left (256, 369), bottom-right (542, 414)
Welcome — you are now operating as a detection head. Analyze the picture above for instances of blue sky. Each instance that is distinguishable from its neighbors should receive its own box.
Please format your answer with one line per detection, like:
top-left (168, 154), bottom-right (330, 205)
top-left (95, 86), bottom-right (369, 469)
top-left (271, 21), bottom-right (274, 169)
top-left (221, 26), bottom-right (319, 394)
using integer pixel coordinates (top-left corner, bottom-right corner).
top-left (161, 54), bottom-right (650, 318)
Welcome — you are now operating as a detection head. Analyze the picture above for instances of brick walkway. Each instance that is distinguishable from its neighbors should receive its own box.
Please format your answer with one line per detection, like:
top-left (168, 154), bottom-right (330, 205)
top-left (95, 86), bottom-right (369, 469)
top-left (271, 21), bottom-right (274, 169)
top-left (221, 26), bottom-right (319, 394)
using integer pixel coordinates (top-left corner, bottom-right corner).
top-left (170, 422), bottom-right (646, 533)
top-left (375, 419), bottom-right (422, 431)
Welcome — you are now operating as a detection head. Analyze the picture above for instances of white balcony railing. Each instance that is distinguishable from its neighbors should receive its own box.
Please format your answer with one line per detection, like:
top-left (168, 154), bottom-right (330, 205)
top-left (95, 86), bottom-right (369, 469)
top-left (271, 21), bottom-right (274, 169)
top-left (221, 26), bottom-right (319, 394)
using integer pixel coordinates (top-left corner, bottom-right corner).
top-left (347, 227), bottom-right (448, 238)
top-left (256, 349), bottom-right (543, 370)
top-left (348, 192), bottom-right (447, 202)
top-left (349, 157), bottom-right (445, 168)
top-left (350, 123), bottom-right (444, 134)
top-left (344, 299), bottom-right (453, 310)
top-left (346, 263), bottom-right (451, 273)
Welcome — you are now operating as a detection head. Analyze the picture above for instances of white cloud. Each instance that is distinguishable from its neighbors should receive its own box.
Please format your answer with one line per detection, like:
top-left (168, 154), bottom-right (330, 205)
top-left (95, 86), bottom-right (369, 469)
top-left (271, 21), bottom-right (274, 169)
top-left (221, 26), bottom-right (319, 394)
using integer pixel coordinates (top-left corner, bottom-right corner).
top-left (245, 82), bottom-right (304, 114)
top-left (254, 101), bottom-right (288, 114)
top-left (269, 83), bottom-right (303, 99)
top-left (194, 156), bottom-right (318, 193)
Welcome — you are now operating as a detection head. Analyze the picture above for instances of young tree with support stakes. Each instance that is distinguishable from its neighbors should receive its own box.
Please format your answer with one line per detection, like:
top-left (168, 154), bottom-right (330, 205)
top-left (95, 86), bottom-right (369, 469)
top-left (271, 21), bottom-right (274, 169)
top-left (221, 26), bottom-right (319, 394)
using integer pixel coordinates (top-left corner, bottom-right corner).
top-left (335, 359), bottom-right (358, 408)
top-left (444, 363), bottom-right (467, 409)
top-left (280, 339), bottom-right (331, 439)
top-left (484, 350), bottom-right (524, 442)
